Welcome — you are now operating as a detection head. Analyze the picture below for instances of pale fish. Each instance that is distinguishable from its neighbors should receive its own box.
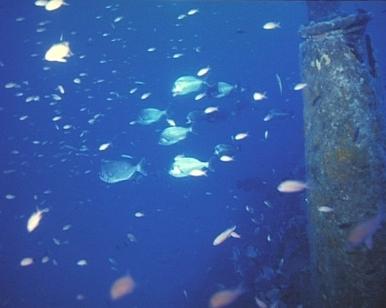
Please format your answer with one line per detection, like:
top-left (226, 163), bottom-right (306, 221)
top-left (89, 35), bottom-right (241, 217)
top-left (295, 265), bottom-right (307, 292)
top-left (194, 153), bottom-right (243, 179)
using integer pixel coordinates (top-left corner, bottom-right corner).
top-left (194, 92), bottom-right (206, 101)
top-left (99, 158), bottom-right (146, 184)
top-left (44, 41), bottom-right (72, 62)
top-left (169, 155), bottom-right (209, 178)
top-left (253, 91), bottom-right (267, 101)
top-left (277, 180), bottom-right (307, 193)
top-left (172, 76), bottom-right (204, 96)
top-left (209, 287), bottom-right (244, 308)
top-left (215, 81), bottom-right (234, 98)
top-left (187, 8), bottom-right (199, 16)
top-left (197, 66), bottom-right (210, 77)
top-left (233, 132), bottom-right (249, 141)
top-left (159, 126), bottom-right (192, 145)
top-left (130, 108), bottom-right (167, 125)
top-left (275, 73), bottom-right (282, 95)
top-left (214, 144), bottom-right (237, 157)
top-left (27, 207), bottom-right (49, 232)
top-left (318, 206), bottom-right (334, 213)
top-left (262, 22), bottom-right (280, 30)
top-left (140, 92), bottom-right (151, 100)
top-left (45, 0), bottom-right (68, 11)
top-left (172, 53), bottom-right (184, 59)
top-left (294, 83), bottom-right (307, 91)
top-left (263, 109), bottom-right (291, 122)
top-left (189, 169), bottom-right (207, 177)
top-left (255, 296), bottom-right (268, 308)
top-left (166, 118), bottom-right (176, 126)
top-left (213, 225), bottom-right (240, 246)
top-left (347, 210), bottom-right (384, 250)
top-left (204, 106), bottom-right (219, 114)
top-left (20, 257), bottom-right (34, 267)
top-left (35, 0), bottom-right (48, 7)
top-left (77, 259), bottom-right (88, 266)
top-left (219, 155), bottom-right (234, 162)
top-left (98, 142), bottom-right (111, 151)
top-left (110, 275), bottom-right (135, 300)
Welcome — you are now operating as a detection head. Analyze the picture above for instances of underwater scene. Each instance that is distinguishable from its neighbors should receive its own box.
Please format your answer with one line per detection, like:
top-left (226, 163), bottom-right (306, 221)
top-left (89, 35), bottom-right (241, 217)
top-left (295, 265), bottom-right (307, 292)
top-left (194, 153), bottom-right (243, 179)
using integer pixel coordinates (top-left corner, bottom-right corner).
top-left (1, 1), bottom-right (386, 307)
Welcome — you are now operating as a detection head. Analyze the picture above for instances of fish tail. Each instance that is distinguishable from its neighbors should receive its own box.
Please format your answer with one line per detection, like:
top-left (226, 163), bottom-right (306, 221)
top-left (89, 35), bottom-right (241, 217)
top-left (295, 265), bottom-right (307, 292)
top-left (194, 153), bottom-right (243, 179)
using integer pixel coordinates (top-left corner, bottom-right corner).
top-left (136, 158), bottom-right (147, 176)
top-left (207, 157), bottom-right (216, 172)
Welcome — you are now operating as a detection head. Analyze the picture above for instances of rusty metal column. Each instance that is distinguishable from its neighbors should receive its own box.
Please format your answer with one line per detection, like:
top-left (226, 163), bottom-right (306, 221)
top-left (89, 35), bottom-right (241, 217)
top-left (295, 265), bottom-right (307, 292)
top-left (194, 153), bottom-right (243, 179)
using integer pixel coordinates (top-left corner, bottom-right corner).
top-left (299, 9), bottom-right (386, 307)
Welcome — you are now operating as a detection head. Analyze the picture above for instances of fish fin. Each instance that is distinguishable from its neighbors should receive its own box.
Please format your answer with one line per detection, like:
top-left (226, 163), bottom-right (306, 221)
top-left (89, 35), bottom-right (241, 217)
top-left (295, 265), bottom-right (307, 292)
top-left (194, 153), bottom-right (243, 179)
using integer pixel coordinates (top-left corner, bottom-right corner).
top-left (231, 232), bottom-right (241, 239)
top-left (207, 157), bottom-right (216, 172)
top-left (189, 125), bottom-right (197, 135)
top-left (136, 158), bottom-right (147, 176)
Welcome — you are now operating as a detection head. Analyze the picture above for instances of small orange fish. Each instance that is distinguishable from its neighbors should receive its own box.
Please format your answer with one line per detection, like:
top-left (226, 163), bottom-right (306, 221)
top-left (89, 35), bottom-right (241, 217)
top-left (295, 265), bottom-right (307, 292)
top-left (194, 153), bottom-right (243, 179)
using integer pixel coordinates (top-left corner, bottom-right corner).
top-left (209, 287), bottom-right (244, 308)
top-left (110, 274), bottom-right (135, 300)
top-left (277, 180), bottom-right (307, 193)
top-left (347, 210), bottom-right (384, 250)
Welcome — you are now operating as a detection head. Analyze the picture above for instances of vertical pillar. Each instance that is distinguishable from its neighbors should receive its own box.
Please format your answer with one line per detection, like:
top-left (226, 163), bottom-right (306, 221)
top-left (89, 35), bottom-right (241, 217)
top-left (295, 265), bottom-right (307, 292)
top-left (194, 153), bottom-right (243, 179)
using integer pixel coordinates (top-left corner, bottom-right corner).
top-left (300, 10), bottom-right (386, 307)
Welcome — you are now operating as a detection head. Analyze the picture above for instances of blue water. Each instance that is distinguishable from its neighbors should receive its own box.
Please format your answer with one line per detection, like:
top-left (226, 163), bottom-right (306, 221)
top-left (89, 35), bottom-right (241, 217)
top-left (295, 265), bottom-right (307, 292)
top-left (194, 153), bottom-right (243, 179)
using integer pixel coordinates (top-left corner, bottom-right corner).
top-left (1, 1), bottom-right (385, 307)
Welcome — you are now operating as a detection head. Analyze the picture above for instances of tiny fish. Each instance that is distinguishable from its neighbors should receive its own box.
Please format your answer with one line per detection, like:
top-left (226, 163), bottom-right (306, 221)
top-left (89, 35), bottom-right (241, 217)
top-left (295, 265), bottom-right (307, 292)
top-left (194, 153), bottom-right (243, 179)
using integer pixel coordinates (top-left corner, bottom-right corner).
top-left (20, 257), bottom-right (34, 267)
top-left (277, 180), bottom-right (307, 193)
top-left (77, 259), bottom-right (88, 266)
top-left (166, 118), bottom-right (176, 127)
top-left (204, 106), bottom-right (219, 114)
top-left (62, 224), bottom-right (72, 231)
top-left (187, 8), bottom-right (199, 16)
top-left (318, 206), bottom-right (334, 213)
top-left (294, 83), bottom-right (307, 91)
top-left (253, 91), bottom-right (267, 101)
top-left (189, 169), bottom-right (207, 177)
top-left (233, 132), bottom-right (248, 141)
top-left (134, 212), bottom-right (145, 218)
top-left (263, 22), bottom-right (280, 30)
top-left (213, 226), bottom-right (240, 246)
top-left (209, 287), bottom-right (244, 308)
top-left (140, 92), bottom-right (151, 100)
top-left (255, 297), bottom-right (268, 308)
top-left (219, 155), bottom-right (234, 162)
top-left (347, 210), bottom-right (384, 250)
top-left (194, 92), bottom-right (206, 101)
top-left (98, 142), bottom-right (111, 151)
top-left (57, 85), bottom-right (65, 94)
top-left (27, 207), bottom-right (49, 232)
top-left (197, 66), bottom-right (210, 77)
top-left (172, 53), bottom-right (184, 59)
top-left (275, 73), bottom-right (282, 95)
top-left (110, 275), bottom-right (136, 300)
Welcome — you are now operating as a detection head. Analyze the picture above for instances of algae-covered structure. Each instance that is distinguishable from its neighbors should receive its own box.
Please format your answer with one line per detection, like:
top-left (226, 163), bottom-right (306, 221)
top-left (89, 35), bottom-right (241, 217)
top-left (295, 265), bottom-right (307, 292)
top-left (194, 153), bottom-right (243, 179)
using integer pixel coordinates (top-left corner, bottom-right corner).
top-left (300, 1), bottom-right (386, 306)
